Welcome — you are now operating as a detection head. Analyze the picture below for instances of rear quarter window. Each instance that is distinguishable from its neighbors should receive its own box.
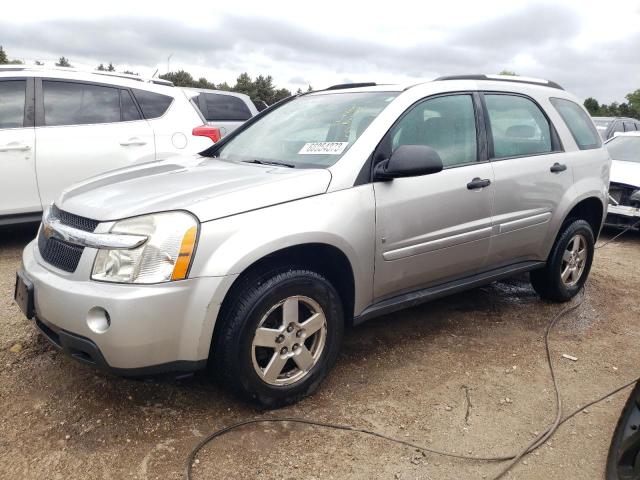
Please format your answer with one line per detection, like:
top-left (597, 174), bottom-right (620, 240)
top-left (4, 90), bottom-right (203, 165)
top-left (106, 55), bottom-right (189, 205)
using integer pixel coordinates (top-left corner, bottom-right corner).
top-left (203, 93), bottom-right (252, 122)
top-left (550, 98), bottom-right (601, 150)
top-left (132, 89), bottom-right (173, 119)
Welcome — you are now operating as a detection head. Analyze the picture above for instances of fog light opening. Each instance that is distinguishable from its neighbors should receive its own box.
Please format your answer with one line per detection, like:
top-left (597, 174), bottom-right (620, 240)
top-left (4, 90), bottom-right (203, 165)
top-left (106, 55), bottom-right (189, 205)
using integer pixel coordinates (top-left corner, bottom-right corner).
top-left (87, 307), bottom-right (111, 334)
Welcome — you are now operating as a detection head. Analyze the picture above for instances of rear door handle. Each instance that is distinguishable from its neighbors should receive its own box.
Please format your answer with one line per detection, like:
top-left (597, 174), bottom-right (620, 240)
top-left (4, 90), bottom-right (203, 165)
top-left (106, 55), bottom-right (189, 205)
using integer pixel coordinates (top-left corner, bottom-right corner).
top-left (467, 177), bottom-right (491, 190)
top-left (550, 162), bottom-right (567, 173)
top-left (0, 143), bottom-right (31, 152)
top-left (120, 138), bottom-right (147, 147)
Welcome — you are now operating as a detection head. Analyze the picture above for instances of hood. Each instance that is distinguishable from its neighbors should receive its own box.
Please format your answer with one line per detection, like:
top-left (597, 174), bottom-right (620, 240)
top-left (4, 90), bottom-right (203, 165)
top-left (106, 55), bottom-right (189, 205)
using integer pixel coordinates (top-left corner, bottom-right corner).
top-left (610, 160), bottom-right (640, 188)
top-left (57, 155), bottom-right (332, 222)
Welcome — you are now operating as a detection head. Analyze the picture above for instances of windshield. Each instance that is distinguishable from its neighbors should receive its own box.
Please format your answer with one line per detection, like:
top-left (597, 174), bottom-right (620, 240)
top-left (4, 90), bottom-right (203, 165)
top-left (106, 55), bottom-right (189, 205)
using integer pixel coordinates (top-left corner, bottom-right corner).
top-left (606, 135), bottom-right (640, 163)
top-left (216, 92), bottom-right (398, 168)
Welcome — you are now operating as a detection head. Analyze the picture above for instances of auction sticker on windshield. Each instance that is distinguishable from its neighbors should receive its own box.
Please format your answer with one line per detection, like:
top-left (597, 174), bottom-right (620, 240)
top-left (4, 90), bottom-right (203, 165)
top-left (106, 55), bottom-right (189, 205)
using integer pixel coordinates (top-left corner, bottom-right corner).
top-left (299, 142), bottom-right (349, 155)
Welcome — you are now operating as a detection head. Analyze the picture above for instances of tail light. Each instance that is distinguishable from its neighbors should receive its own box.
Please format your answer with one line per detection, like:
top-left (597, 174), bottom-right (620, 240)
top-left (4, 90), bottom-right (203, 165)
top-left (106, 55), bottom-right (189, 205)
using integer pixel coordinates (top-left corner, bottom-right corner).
top-left (192, 125), bottom-right (221, 143)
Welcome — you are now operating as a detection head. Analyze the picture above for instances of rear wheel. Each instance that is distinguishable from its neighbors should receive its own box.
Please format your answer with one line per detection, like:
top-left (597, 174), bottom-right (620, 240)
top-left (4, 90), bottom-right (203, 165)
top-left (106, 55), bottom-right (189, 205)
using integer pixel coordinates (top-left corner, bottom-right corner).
top-left (530, 219), bottom-right (594, 302)
top-left (212, 269), bottom-right (344, 408)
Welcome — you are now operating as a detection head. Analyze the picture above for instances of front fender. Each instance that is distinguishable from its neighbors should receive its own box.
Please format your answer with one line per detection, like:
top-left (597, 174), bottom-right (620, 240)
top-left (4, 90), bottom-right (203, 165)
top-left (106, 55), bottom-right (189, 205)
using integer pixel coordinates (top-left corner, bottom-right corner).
top-left (189, 186), bottom-right (376, 315)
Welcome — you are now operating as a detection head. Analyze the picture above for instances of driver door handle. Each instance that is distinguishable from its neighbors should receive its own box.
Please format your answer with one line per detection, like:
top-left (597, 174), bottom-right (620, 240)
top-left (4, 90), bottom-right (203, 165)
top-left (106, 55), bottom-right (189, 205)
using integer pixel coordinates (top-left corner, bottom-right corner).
top-left (550, 162), bottom-right (567, 173)
top-left (120, 138), bottom-right (147, 147)
top-left (0, 143), bottom-right (31, 152)
top-left (467, 177), bottom-right (491, 190)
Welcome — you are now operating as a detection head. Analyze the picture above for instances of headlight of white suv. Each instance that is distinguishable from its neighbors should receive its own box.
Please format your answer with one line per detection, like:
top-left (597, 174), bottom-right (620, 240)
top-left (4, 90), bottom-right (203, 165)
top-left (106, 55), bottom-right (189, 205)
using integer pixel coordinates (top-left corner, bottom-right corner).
top-left (91, 211), bottom-right (198, 284)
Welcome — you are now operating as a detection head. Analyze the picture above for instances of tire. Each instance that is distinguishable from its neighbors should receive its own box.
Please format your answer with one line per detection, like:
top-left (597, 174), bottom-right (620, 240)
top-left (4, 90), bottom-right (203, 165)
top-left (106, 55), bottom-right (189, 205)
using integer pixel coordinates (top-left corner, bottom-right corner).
top-left (605, 382), bottom-right (640, 480)
top-left (530, 219), bottom-right (595, 302)
top-left (212, 268), bottom-right (344, 408)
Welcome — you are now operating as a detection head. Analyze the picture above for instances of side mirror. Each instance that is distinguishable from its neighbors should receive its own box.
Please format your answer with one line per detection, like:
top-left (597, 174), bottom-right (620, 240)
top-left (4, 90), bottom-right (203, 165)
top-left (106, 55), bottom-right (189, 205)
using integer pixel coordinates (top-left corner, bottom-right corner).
top-left (374, 145), bottom-right (443, 181)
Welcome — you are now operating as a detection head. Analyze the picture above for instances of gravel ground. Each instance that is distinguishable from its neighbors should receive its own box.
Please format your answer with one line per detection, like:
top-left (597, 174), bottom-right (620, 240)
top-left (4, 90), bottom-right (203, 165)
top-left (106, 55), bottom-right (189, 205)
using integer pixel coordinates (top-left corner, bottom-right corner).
top-left (1, 224), bottom-right (639, 480)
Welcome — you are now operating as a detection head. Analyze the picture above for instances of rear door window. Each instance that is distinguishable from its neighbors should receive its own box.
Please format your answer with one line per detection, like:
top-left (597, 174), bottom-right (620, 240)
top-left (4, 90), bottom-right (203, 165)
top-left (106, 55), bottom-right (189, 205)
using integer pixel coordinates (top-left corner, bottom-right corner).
top-left (549, 98), bottom-right (601, 150)
top-left (0, 80), bottom-right (26, 129)
top-left (131, 89), bottom-right (173, 119)
top-left (120, 89), bottom-right (142, 121)
top-left (43, 81), bottom-right (121, 126)
top-left (484, 94), bottom-right (553, 158)
top-left (623, 121), bottom-right (637, 132)
top-left (203, 93), bottom-right (252, 121)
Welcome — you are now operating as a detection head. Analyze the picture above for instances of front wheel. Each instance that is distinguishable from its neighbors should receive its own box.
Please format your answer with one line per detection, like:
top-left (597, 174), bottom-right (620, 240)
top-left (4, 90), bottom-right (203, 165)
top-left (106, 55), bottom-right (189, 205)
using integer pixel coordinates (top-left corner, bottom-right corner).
top-left (530, 219), bottom-right (595, 302)
top-left (212, 269), bottom-right (344, 408)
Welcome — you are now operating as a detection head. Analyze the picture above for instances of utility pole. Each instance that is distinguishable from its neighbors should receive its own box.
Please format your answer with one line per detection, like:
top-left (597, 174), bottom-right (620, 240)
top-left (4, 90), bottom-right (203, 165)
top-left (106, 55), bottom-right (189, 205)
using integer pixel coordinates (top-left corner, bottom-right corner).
top-left (167, 54), bottom-right (173, 73)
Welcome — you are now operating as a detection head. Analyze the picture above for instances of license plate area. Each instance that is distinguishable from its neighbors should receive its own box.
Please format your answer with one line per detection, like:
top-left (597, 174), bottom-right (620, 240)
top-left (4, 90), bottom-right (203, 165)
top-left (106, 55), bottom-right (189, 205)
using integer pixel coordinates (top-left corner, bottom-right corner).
top-left (14, 270), bottom-right (35, 320)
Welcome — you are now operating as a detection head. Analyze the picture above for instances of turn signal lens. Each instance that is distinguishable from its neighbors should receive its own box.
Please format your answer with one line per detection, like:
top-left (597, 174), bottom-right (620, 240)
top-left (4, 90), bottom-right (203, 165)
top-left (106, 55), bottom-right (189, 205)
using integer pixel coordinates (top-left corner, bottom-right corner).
top-left (171, 226), bottom-right (198, 280)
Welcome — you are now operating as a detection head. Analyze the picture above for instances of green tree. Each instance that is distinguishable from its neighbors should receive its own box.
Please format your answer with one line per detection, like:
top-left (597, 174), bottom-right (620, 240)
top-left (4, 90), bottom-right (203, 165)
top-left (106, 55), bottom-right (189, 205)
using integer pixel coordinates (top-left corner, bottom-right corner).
top-left (273, 87), bottom-right (292, 103)
top-left (626, 90), bottom-right (640, 119)
top-left (253, 74), bottom-right (276, 104)
top-left (295, 87), bottom-right (303, 95)
top-left (121, 70), bottom-right (138, 76)
top-left (583, 97), bottom-right (600, 116)
top-left (159, 70), bottom-right (196, 87)
top-left (107, 63), bottom-right (115, 72)
top-left (195, 77), bottom-right (215, 89)
top-left (34, 60), bottom-right (44, 66)
top-left (216, 82), bottom-right (232, 91)
top-left (233, 72), bottom-right (256, 98)
top-left (0, 46), bottom-right (7, 64)
top-left (56, 56), bottom-right (72, 67)
top-left (307, 84), bottom-right (313, 92)
top-left (498, 70), bottom-right (518, 76)
top-left (96, 63), bottom-right (106, 71)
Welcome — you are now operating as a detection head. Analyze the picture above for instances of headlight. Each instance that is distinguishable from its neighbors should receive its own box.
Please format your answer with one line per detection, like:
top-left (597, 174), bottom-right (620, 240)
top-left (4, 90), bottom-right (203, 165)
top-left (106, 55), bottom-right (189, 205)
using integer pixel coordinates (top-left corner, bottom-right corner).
top-left (91, 211), bottom-right (198, 284)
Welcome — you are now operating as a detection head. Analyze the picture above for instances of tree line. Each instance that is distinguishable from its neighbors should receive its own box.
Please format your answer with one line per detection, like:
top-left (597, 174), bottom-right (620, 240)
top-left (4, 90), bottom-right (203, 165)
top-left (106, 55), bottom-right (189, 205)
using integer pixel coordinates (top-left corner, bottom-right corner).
top-left (1, 46), bottom-right (638, 115)
top-left (583, 94), bottom-right (640, 119)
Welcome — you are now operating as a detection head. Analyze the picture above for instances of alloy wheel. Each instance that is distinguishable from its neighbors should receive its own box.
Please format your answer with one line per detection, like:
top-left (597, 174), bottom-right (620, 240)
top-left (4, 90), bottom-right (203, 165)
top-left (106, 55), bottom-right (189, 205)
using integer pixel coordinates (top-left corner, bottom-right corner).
top-left (251, 295), bottom-right (327, 386)
top-left (561, 233), bottom-right (588, 287)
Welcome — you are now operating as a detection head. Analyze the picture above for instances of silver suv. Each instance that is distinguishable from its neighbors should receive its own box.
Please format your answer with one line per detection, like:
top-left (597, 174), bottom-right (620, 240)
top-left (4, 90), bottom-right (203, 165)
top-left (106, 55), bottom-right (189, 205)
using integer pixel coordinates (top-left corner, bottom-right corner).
top-left (15, 75), bottom-right (610, 407)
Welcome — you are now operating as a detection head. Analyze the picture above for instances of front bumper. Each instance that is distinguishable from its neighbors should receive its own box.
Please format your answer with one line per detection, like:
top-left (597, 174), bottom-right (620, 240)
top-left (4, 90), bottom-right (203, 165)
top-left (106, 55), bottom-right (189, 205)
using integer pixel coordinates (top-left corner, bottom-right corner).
top-left (22, 240), bottom-right (237, 374)
top-left (605, 204), bottom-right (640, 229)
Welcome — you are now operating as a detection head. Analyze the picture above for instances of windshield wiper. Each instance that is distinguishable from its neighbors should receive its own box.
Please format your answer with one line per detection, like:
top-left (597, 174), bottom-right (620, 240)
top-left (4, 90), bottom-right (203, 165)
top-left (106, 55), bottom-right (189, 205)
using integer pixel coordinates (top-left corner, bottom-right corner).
top-left (243, 159), bottom-right (295, 168)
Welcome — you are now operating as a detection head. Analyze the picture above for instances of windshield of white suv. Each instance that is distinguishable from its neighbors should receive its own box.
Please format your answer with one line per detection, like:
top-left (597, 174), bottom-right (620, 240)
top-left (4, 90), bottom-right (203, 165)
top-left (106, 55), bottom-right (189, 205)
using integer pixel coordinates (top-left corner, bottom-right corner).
top-left (606, 135), bottom-right (640, 163)
top-left (215, 92), bottom-right (398, 168)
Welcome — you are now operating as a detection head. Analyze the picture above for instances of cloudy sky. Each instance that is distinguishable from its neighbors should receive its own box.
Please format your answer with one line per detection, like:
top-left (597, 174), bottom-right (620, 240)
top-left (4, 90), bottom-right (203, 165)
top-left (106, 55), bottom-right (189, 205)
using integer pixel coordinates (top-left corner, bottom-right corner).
top-left (2, 0), bottom-right (639, 103)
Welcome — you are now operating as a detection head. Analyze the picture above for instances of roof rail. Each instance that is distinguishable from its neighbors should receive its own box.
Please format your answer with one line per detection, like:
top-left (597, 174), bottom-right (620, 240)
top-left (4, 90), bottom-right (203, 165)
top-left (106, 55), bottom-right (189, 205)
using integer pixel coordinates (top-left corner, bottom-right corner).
top-left (0, 65), bottom-right (174, 86)
top-left (326, 82), bottom-right (377, 90)
top-left (434, 74), bottom-right (564, 90)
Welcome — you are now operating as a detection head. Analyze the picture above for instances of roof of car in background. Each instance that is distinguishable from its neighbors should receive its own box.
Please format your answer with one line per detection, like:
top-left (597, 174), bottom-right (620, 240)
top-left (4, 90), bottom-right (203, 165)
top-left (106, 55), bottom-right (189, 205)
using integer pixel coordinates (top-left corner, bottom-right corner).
top-left (0, 66), bottom-right (176, 93)
top-left (605, 131), bottom-right (640, 143)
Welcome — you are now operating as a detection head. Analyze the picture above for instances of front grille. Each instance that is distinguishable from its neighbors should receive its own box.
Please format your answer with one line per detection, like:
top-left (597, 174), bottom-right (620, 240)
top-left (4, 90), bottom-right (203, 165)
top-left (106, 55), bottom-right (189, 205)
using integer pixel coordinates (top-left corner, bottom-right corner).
top-left (38, 207), bottom-right (99, 273)
top-left (50, 204), bottom-right (99, 232)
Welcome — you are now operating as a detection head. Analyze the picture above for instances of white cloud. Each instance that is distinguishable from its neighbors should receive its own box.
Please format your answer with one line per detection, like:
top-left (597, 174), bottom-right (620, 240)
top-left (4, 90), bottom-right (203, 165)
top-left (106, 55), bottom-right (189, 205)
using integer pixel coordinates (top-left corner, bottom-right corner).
top-left (2, 0), bottom-right (639, 103)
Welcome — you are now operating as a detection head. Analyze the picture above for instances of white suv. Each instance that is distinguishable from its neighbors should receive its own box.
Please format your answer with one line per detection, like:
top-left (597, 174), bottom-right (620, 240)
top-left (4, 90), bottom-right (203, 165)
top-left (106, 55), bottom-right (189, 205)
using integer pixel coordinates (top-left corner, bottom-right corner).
top-left (0, 67), bottom-right (218, 225)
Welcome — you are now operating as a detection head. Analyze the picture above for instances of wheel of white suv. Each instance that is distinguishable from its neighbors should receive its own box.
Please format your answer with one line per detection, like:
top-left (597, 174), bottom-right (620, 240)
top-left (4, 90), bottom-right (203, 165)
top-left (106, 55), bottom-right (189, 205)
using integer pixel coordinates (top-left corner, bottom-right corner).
top-left (212, 269), bottom-right (344, 408)
top-left (530, 219), bottom-right (595, 302)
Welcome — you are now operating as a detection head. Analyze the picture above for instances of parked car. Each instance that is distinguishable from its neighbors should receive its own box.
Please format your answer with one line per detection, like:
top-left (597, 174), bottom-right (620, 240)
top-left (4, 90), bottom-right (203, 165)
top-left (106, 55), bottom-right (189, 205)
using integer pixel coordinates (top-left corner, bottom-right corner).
top-left (605, 132), bottom-right (640, 229)
top-left (0, 66), bottom-right (218, 226)
top-left (606, 380), bottom-right (640, 480)
top-left (185, 88), bottom-right (257, 138)
top-left (16, 75), bottom-right (610, 408)
top-left (593, 116), bottom-right (640, 141)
